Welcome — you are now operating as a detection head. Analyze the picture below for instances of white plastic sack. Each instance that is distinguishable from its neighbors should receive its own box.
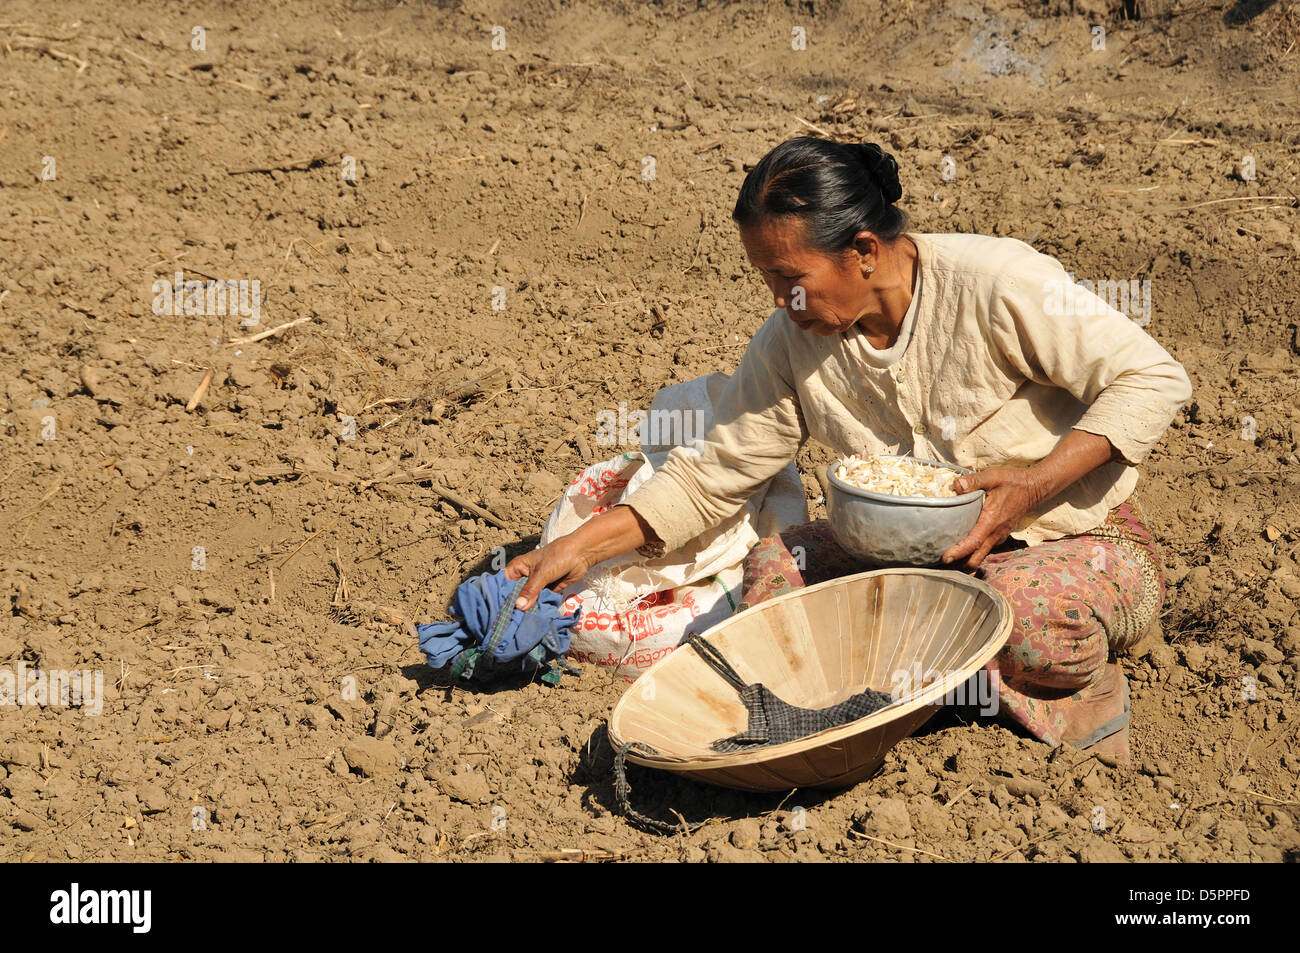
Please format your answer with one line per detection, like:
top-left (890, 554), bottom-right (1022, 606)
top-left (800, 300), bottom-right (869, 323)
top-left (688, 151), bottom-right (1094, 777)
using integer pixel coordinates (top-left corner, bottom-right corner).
top-left (562, 565), bottom-right (744, 677)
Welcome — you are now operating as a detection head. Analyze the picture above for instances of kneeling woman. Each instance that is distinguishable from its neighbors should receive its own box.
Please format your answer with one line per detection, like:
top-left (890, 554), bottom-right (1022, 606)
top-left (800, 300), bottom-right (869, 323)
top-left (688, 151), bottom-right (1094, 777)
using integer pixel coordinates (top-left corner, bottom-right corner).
top-left (507, 137), bottom-right (1192, 764)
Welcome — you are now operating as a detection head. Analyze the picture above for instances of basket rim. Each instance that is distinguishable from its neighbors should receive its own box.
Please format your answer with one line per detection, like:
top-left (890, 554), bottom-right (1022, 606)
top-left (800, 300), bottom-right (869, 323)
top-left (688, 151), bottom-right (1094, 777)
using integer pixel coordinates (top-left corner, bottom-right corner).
top-left (826, 455), bottom-right (985, 507)
top-left (607, 567), bottom-right (1012, 773)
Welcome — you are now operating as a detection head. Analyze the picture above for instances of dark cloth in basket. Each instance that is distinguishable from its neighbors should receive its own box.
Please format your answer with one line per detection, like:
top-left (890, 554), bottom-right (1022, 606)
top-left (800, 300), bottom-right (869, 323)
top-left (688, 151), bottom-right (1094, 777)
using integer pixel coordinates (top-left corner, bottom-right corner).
top-left (686, 635), bottom-right (894, 752)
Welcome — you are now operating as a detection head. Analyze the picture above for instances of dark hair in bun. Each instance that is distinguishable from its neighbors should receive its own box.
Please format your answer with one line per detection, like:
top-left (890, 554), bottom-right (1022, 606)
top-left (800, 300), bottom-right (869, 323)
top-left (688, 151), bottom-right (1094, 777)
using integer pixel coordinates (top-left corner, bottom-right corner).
top-left (732, 137), bottom-right (908, 252)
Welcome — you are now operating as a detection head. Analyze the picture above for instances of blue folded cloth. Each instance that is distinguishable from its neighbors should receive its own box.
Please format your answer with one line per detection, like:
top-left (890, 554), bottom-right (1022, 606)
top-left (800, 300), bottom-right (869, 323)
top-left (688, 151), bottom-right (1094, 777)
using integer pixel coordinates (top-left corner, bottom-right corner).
top-left (417, 571), bottom-right (581, 684)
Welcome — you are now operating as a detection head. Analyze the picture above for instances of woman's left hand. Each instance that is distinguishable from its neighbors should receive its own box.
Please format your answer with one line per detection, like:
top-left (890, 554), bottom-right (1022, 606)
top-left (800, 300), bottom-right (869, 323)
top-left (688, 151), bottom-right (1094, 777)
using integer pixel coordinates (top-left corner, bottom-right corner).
top-left (941, 467), bottom-right (1043, 569)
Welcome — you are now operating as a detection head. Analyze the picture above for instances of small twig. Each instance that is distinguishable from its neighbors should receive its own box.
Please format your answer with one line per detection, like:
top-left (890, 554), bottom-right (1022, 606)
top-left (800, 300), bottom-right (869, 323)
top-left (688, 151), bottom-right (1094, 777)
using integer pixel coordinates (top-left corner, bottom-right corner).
top-left (1177, 195), bottom-right (1292, 211)
top-left (761, 789), bottom-right (799, 818)
top-left (790, 114), bottom-right (834, 137)
top-left (532, 60), bottom-right (602, 74)
top-left (330, 548), bottom-right (349, 605)
top-left (15, 480), bottom-right (62, 522)
top-left (217, 78), bottom-right (265, 95)
top-left (848, 829), bottom-right (947, 861)
top-left (228, 155), bottom-right (333, 176)
top-left (362, 466), bottom-right (509, 529)
top-left (670, 808), bottom-right (691, 837)
top-left (992, 829), bottom-right (1061, 861)
top-left (225, 316), bottom-right (311, 347)
top-left (306, 811), bottom-right (350, 830)
top-left (357, 396), bottom-right (406, 412)
top-left (531, 848), bottom-right (625, 862)
top-left (184, 367), bottom-right (214, 412)
top-left (16, 480), bottom-right (61, 546)
top-left (275, 237), bottom-right (357, 296)
top-left (347, 600), bottom-right (418, 641)
top-left (1100, 185), bottom-right (1162, 195)
top-left (430, 484), bottom-right (509, 529)
top-left (163, 664), bottom-right (217, 678)
top-left (118, 47), bottom-right (162, 70)
top-left (278, 517), bottom-right (341, 570)
top-left (944, 784), bottom-right (974, 811)
top-left (11, 37), bottom-right (88, 72)
top-left (353, 343), bottom-right (386, 397)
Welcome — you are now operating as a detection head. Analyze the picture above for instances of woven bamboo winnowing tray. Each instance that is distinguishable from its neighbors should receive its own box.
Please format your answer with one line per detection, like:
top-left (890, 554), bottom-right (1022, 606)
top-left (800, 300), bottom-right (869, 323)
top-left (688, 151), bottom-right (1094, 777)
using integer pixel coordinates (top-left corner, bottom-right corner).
top-left (608, 568), bottom-right (1012, 792)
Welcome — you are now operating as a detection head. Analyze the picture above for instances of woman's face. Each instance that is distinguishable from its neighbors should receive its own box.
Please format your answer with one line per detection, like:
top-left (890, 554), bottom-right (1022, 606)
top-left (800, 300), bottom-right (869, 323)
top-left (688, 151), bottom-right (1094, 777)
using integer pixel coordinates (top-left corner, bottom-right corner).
top-left (739, 217), bottom-right (869, 336)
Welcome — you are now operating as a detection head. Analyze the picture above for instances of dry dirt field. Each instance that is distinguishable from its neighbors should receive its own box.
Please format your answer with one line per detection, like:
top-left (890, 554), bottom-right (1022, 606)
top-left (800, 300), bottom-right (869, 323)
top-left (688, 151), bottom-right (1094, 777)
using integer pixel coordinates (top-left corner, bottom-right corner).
top-left (0, 0), bottom-right (1298, 862)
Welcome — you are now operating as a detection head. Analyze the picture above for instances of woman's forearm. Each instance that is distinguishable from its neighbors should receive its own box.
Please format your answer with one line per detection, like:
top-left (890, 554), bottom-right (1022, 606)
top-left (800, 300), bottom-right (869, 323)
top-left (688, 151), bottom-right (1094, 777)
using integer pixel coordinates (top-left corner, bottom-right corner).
top-left (571, 504), bottom-right (656, 564)
top-left (1025, 428), bottom-right (1119, 506)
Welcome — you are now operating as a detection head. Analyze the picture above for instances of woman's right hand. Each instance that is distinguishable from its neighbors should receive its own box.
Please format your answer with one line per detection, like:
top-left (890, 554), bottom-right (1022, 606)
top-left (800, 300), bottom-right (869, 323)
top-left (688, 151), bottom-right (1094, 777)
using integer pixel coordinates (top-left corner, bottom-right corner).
top-left (503, 505), bottom-right (659, 610)
top-left (504, 535), bottom-right (593, 610)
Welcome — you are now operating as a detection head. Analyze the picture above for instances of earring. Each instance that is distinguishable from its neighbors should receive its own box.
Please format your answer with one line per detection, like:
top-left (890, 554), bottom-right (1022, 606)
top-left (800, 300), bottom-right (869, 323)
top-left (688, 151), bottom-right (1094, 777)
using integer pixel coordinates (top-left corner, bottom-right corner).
top-left (865, 266), bottom-right (875, 274)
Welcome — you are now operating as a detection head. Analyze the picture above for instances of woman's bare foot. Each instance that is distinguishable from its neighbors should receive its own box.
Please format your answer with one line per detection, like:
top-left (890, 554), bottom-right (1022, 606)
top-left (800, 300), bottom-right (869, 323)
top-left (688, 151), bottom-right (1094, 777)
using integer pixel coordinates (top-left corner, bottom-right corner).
top-left (1085, 724), bottom-right (1132, 764)
top-left (1060, 661), bottom-right (1131, 765)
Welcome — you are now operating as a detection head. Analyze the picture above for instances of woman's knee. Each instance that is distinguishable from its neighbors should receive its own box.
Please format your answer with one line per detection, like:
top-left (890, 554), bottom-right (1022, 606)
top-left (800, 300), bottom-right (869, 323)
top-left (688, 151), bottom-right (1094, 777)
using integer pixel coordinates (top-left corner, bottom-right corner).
top-left (980, 565), bottom-right (1110, 689)
top-left (994, 615), bottom-right (1109, 690)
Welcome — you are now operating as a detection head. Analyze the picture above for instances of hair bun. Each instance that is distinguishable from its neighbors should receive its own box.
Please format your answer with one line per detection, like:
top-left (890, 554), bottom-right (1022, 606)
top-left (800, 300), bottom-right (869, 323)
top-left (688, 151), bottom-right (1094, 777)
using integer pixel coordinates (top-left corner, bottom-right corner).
top-left (851, 143), bottom-right (903, 204)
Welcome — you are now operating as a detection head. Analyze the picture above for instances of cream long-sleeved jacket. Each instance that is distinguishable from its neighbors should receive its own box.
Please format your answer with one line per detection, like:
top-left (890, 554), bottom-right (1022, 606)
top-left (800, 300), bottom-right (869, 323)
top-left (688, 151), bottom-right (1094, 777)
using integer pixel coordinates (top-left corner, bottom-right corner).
top-left (624, 232), bottom-right (1193, 553)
